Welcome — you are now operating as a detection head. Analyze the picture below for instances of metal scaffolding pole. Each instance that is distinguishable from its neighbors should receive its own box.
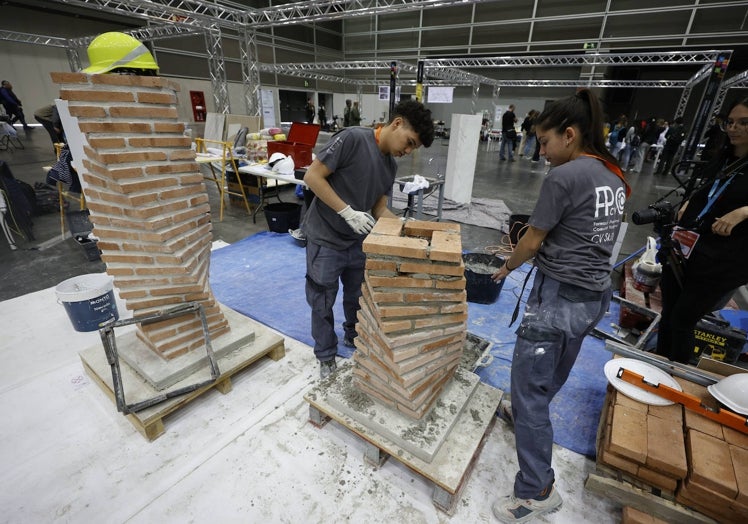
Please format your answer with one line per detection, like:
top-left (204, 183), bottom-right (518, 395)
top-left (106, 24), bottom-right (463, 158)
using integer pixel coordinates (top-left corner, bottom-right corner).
top-left (66, 47), bottom-right (82, 73)
top-left (240, 27), bottom-right (261, 117)
top-left (714, 69), bottom-right (748, 116)
top-left (204, 24), bottom-right (230, 114)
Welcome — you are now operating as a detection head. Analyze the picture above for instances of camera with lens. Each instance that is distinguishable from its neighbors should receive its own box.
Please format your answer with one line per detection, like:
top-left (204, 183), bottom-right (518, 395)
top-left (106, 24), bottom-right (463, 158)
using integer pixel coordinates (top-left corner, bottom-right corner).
top-left (631, 201), bottom-right (676, 228)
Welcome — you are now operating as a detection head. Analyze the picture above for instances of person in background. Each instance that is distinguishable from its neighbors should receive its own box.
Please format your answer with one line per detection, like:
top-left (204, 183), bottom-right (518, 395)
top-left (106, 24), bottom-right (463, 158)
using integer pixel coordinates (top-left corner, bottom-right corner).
top-left (655, 116), bottom-right (686, 175)
top-left (349, 100), bottom-right (362, 126)
top-left (343, 99), bottom-right (352, 127)
top-left (34, 104), bottom-right (65, 151)
top-left (619, 121), bottom-right (642, 172)
top-left (656, 97), bottom-right (748, 363)
top-left (0, 80), bottom-right (31, 131)
top-left (318, 105), bottom-right (327, 131)
top-left (634, 117), bottom-right (660, 173)
top-left (302, 100), bottom-right (434, 379)
top-left (490, 88), bottom-right (628, 523)
top-left (701, 113), bottom-right (727, 162)
top-left (500, 104), bottom-right (518, 161)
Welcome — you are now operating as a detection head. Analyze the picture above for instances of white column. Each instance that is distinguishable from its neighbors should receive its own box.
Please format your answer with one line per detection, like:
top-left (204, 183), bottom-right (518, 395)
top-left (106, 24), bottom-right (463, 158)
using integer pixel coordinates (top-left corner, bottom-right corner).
top-left (443, 113), bottom-right (482, 204)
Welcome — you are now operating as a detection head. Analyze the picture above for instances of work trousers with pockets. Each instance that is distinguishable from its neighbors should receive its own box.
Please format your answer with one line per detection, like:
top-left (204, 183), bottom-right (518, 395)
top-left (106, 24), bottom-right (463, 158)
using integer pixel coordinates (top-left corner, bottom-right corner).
top-left (305, 240), bottom-right (366, 362)
top-left (510, 271), bottom-right (611, 499)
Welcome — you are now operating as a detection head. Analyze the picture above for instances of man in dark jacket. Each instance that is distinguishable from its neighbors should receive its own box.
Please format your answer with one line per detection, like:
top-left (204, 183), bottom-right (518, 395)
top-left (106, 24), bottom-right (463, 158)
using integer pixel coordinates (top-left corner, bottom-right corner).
top-left (0, 80), bottom-right (31, 131)
top-left (655, 117), bottom-right (686, 175)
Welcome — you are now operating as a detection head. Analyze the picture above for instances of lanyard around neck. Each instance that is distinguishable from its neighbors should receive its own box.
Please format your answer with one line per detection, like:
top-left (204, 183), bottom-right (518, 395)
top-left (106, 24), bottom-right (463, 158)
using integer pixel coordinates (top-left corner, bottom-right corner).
top-left (695, 156), bottom-right (748, 221)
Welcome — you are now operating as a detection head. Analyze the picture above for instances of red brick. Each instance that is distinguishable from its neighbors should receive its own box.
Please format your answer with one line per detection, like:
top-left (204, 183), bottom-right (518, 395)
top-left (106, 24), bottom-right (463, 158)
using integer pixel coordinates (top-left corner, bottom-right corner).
top-left (398, 260), bottom-right (464, 276)
top-left (78, 122), bottom-right (152, 134)
top-left (128, 136), bottom-right (191, 148)
top-left (687, 428), bottom-right (738, 498)
top-left (609, 404), bottom-right (647, 464)
top-left (365, 259), bottom-right (398, 272)
top-left (69, 105), bottom-right (107, 118)
top-left (730, 445), bottom-right (748, 506)
top-left (169, 150), bottom-right (196, 161)
top-left (50, 72), bottom-right (88, 84)
top-left (369, 217), bottom-right (403, 236)
top-left (109, 106), bottom-right (178, 119)
top-left (60, 89), bottom-right (135, 102)
top-left (646, 413), bottom-right (687, 478)
top-left (144, 162), bottom-right (197, 175)
top-left (90, 75), bottom-right (169, 88)
top-left (87, 137), bottom-right (127, 149)
top-left (403, 220), bottom-right (460, 238)
top-left (363, 234), bottom-right (429, 259)
top-left (429, 231), bottom-right (462, 262)
top-left (153, 122), bottom-right (185, 133)
top-left (136, 91), bottom-right (177, 104)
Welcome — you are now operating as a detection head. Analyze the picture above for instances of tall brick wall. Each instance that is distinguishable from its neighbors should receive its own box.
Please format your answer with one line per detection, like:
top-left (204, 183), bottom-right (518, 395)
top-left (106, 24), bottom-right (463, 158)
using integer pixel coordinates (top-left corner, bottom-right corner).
top-left (353, 218), bottom-right (467, 420)
top-left (52, 72), bottom-right (229, 360)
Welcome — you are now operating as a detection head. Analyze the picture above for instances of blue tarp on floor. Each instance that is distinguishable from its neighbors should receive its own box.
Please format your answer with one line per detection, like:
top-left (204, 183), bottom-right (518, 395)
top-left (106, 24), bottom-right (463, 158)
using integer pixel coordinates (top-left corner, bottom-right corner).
top-left (209, 231), bottom-right (614, 457)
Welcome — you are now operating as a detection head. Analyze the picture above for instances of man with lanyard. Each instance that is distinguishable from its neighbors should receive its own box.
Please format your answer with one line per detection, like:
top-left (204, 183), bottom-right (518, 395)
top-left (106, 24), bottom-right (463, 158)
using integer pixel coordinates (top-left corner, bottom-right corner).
top-left (302, 100), bottom-right (435, 379)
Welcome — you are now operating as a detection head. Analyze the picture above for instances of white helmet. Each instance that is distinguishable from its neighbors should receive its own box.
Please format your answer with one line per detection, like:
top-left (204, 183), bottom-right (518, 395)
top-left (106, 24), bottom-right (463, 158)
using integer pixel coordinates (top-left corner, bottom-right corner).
top-left (268, 152), bottom-right (287, 166)
top-left (707, 373), bottom-right (748, 415)
top-left (272, 155), bottom-right (295, 175)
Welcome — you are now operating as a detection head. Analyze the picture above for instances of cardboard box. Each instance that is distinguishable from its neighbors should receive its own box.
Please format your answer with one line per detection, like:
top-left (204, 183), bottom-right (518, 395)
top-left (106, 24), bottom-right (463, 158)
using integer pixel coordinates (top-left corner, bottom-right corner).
top-left (267, 122), bottom-right (320, 169)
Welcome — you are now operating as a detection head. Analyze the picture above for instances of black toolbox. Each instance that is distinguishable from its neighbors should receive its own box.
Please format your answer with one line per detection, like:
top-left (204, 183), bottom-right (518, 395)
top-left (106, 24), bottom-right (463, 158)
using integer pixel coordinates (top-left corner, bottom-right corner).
top-left (690, 314), bottom-right (747, 364)
top-left (66, 210), bottom-right (101, 261)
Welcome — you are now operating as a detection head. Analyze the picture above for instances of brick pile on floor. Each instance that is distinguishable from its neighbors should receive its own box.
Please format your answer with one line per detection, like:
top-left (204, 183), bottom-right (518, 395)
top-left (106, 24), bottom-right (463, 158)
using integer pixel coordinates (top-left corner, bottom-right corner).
top-left (352, 218), bottom-right (467, 420)
top-left (599, 360), bottom-right (748, 523)
top-left (51, 72), bottom-right (229, 360)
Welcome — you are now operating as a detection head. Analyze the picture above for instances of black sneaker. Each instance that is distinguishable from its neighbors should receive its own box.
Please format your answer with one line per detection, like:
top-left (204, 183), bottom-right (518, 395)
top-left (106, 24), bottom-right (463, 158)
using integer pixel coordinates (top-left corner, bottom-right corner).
top-left (343, 337), bottom-right (356, 348)
top-left (319, 359), bottom-right (337, 379)
top-left (497, 393), bottom-right (514, 427)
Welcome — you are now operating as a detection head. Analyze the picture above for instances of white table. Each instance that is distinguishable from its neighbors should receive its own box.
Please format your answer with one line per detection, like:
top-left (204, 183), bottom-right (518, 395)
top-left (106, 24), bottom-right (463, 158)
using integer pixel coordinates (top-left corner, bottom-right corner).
top-left (236, 163), bottom-right (306, 223)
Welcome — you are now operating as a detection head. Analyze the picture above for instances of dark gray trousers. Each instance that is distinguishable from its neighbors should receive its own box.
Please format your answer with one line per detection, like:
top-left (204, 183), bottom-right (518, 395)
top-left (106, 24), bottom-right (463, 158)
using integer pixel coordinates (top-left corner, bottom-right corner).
top-left (305, 240), bottom-right (366, 362)
top-left (509, 271), bottom-right (611, 498)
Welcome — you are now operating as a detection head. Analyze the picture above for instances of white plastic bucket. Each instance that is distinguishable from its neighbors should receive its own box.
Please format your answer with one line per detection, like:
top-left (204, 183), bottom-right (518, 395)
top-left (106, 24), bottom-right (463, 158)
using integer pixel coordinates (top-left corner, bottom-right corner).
top-left (55, 274), bottom-right (119, 332)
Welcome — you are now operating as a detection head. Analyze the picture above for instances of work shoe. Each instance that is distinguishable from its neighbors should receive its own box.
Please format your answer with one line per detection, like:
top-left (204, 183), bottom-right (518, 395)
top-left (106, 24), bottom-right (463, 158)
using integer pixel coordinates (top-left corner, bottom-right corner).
top-left (497, 393), bottom-right (514, 427)
top-left (319, 359), bottom-right (337, 379)
top-left (492, 486), bottom-right (563, 523)
top-left (343, 336), bottom-right (356, 348)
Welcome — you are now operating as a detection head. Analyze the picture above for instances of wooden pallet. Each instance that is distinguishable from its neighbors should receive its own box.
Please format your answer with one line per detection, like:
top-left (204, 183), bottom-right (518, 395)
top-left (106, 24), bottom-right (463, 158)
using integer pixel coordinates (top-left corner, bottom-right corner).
top-left (304, 365), bottom-right (502, 515)
top-left (80, 320), bottom-right (285, 441)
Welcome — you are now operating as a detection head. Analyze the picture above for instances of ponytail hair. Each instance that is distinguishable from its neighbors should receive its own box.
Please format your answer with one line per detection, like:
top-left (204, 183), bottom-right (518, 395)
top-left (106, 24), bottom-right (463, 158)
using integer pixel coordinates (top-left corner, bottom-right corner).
top-left (535, 88), bottom-right (619, 167)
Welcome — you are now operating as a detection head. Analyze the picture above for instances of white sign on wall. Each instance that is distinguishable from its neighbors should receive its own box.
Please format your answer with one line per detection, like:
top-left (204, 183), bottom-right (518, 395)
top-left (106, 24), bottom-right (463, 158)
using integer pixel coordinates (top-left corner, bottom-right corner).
top-left (378, 86), bottom-right (390, 101)
top-left (261, 89), bottom-right (276, 128)
top-left (427, 86), bottom-right (454, 104)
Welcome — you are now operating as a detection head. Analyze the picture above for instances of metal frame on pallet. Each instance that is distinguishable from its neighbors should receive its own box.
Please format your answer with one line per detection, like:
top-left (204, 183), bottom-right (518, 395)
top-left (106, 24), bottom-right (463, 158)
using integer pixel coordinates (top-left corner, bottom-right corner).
top-left (98, 302), bottom-right (220, 415)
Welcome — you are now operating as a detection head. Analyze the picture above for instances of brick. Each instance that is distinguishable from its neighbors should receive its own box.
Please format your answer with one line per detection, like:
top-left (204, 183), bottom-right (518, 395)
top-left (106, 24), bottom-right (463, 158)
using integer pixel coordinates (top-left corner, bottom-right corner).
top-left (363, 234), bottom-right (429, 259)
top-left (59, 89), bottom-right (135, 102)
top-left (429, 231), bottom-right (462, 262)
top-left (724, 426), bottom-right (748, 449)
top-left (169, 150), bottom-right (196, 161)
top-left (600, 445), bottom-right (639, 475)
top-left (98, 151), bottom-right (168, 164)
top-left (730, 445), bottom-right (748, 506)
top-left (636, 466), bottom-right (678, 492)
top-left (128, 136), bottom-right (191, 148)
top-left (413, 312), bottom-right (467, 330)
top-left (78, 122), bottom-right (152, 134)
top-left (109, 106), bottom-right (178, 119)
top-left (50, 72), bottom-right (89, 84)
top-left (90, 75), bottom-right (169, 88)
top-left (609, 404), bottom-right (647, 464)
top-left (369, 217), bottom-right (403, 236)
top-left (366, 274), bottom-right (434, 289)
top-left (646, 413), bottom-right (687, 478)
top-left (433, 275), bottom-right (466, 289)
top-left (684, 409), bottom-right (724, 440)
top-left (87, 137), bottom-right (127, 149)
top-left (68, 105), bottom-right (107, 118)
top-left (647, 402), bottom-right (683, 421)
top-left (621, 505), bottom-right (667, 524)
top-left (403, 220), bottom-right (460, 238)
top-left (365, 259), bottom-right (398, 272)
top-left (136, 91), bottom-right (177, 104)
top-left (615, 391), bottom-right (649, 413)
top-left (153, 122), bottom-right (185, 133)
top-left (376, 304), bottom-right (441, 318)
top-left (687, 428), bottom-right (738, 498)
top-left (144, 162), bottom-right (197, 175)
top-left (398, 260), bottom-right (464, 276)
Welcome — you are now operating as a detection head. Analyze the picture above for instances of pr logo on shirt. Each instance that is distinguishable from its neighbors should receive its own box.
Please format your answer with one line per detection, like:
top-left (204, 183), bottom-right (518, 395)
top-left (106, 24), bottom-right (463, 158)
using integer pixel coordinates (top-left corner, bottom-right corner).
top-left (594, 186), bottom-right (626, 218)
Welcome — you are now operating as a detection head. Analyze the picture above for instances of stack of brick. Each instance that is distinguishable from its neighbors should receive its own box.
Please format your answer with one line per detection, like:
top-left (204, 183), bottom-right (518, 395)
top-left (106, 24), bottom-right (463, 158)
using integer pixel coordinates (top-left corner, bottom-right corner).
top-left (598, 368), bottom-right (748, 523)
top-left (353, 218), bottom-right (467, 420)
top-left (51, 72), bottom-right (229, 360)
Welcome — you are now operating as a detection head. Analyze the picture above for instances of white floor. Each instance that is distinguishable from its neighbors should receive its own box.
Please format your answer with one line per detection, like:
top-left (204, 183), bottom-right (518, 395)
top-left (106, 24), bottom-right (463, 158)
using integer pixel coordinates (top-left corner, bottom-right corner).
top-left (0, 285), bottom-right (621, 523)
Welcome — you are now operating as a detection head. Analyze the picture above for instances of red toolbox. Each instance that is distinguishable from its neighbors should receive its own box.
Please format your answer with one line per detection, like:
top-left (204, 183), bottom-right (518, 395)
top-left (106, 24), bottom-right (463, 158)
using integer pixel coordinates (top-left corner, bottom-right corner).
top-left (267, 122), bottom-right (321, 169)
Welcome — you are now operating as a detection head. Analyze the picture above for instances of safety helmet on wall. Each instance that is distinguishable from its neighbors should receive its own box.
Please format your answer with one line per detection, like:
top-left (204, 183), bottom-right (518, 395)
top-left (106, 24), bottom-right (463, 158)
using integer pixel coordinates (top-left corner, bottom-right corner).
top-left (82, 32), bottom-right (159, 74)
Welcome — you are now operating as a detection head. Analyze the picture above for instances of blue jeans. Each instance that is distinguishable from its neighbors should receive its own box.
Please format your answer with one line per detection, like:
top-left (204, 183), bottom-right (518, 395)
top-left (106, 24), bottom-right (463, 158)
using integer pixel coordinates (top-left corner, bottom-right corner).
top-left (305, 241), bottom-right (366, 362)
top-left (500, 133), bottom-right (515, 160)
top-left (522, 135), bottom-right (536, 157)
top-left (509, 272), bottom-right (611, 498)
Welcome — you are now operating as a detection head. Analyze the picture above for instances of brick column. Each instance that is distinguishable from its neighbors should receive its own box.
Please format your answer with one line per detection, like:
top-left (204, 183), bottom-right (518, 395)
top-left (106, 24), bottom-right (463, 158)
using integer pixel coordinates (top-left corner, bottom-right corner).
top-left (52, 72), bottom-right (229, 360)
top-left (353, 218), bottom-right (467, 419)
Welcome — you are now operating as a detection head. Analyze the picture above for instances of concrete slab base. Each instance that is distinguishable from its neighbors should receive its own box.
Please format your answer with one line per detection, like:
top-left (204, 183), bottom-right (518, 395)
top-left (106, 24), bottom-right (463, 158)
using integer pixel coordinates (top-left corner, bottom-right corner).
top-left (79, 313), bottom-right (285, 440)
top-left (304, 363), bottom-right (502, 514)
top-left (324, 363), bottom-right (480, 462)
top-left (116, 304), bottom-right (256, 390)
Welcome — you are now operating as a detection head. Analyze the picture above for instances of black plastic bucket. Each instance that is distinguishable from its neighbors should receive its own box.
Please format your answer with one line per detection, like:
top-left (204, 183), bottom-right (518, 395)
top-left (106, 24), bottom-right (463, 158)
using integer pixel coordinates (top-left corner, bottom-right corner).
top-left (264, 202), bottom-right (301, 233)
top-left (463, 253), bottom-right (506, 304)
top-left (508, 214), bottom-right (531, 246)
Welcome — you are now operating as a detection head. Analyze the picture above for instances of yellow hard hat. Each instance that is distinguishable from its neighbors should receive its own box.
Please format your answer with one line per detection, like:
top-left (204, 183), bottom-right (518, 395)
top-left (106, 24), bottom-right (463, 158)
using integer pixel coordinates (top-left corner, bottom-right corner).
top-left (82, 32), bottom-right (159, 74)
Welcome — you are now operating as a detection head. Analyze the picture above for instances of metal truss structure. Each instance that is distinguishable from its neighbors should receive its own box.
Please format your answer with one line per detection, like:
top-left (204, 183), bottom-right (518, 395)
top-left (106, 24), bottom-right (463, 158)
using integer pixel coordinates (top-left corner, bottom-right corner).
top-left (715, 69), bottom-right (748, 115)
top-left (7, 1), bottom-right (745, 120)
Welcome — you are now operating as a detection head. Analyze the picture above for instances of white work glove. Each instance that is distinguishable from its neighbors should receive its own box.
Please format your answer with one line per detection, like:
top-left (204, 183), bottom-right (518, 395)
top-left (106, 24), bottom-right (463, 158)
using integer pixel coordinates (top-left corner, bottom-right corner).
top-left (338, 205), bottom-right (375, 234)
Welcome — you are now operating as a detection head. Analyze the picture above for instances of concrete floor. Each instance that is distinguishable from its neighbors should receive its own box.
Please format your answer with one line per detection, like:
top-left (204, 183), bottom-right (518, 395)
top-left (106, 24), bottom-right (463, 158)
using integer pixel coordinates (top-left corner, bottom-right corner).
top-left (0, 123), bottom-right (740, 522)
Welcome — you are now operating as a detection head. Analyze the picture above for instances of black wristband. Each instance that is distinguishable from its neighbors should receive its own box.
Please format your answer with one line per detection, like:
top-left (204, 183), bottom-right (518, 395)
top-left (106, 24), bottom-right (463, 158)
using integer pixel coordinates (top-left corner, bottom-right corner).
top-left (505, 260), bottom-right (516, 271)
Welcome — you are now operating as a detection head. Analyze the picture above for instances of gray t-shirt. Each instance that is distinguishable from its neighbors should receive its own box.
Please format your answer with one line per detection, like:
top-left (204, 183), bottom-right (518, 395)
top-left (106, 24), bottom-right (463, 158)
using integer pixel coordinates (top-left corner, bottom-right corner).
top-left (303, 127), bottom-right (397, 249)
top-left (530, 155), bottom-right (626, 291)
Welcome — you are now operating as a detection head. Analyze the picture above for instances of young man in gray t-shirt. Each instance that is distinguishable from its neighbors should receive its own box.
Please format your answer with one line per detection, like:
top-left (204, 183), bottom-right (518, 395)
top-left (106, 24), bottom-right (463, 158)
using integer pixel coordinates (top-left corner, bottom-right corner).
top-left (302, 100), bottom-right (434, 379)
